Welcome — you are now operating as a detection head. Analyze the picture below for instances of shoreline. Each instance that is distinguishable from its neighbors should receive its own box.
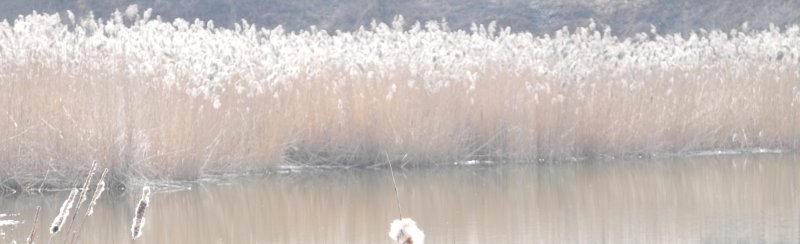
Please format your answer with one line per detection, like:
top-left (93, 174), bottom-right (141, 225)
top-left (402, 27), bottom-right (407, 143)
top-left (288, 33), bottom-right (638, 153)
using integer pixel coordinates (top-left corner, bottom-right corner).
top-left (2, 147), bottom-right (793, 196)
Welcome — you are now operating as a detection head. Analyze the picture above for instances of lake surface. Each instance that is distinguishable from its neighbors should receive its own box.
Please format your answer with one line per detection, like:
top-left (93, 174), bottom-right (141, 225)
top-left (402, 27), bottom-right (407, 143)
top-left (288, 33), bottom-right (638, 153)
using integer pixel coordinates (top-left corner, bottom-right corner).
top-left (2, 153), bottom-right (800, 243)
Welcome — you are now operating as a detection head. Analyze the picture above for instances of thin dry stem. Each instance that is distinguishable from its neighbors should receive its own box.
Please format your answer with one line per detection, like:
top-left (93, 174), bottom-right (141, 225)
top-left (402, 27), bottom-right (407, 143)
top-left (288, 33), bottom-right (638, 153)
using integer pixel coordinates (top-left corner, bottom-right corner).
top-left (386, 153), bottom-right (404, 219)
top-left (26, 206), bottom-right (40, 244)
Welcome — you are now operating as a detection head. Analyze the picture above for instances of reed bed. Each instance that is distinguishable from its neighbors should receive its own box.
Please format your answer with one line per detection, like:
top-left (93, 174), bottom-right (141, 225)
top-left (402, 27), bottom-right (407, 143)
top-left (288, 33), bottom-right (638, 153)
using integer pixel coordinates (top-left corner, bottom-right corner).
top-left (0, 6), bottom-right (799, 189)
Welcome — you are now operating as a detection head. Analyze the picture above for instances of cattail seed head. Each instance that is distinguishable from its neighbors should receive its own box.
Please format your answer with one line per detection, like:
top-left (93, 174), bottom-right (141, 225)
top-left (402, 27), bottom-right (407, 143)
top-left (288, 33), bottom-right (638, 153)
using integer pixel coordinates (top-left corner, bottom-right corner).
top-left (74, 161), bottom-right (98, 216)
top-left (86, 168), bottom-right (109, 216)
top-left (50, 188), bottom-right (79, 234)
top-left (131, 186), bottom-right (151, 240)
top-left (389, 218), bottom-right (425, 244)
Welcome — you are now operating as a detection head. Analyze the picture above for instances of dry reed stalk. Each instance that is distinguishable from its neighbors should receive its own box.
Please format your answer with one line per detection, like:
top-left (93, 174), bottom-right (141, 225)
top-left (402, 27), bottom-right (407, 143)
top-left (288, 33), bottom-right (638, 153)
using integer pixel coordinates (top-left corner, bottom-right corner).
top-left (26, 206), bottom-right (40, 244)
top-left (131, 186), bottom-right (151, 240)
top-left (386, 153), bottom-right (404, 218)
top-left (49, 188), bottom-right (78, 234)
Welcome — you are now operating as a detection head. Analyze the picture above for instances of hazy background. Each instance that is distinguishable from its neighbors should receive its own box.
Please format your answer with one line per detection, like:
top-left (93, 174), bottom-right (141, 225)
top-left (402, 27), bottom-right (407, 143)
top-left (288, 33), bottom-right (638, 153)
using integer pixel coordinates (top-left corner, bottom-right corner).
top-left (2, 0), bottom-right (799, 35)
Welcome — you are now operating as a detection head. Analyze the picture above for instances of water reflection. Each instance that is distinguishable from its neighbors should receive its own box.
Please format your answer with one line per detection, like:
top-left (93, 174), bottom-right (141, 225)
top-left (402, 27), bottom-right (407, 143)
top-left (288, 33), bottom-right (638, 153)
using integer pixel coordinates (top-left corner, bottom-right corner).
top-left (1, 153), bottom-right (799, 243)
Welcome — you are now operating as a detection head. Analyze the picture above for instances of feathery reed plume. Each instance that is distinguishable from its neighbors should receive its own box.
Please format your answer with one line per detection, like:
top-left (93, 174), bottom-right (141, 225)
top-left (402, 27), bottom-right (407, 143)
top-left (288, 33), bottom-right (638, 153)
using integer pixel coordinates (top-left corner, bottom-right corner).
top-left (50, 188), bottom-right (79, 234)
top-left (86, 168), bottom-right (108, 216)
top-left (389, 218), bottom-right (425, 244)
top-left (131, 186), bottom-right (151, 240)
top-left (26, 206), bottom-right (40, 244)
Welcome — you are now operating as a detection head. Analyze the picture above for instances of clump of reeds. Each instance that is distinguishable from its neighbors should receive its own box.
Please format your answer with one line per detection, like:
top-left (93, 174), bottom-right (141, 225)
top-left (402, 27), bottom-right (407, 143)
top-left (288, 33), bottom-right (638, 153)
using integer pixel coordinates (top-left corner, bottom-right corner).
top-left (50, 188), bottom-right (78, 234)
top-left (131, 186), bottom-right (151, 240)
top-left (389, 218), bottom-right (425, 244)
top-left (2, 8), bottom-right (800, 189)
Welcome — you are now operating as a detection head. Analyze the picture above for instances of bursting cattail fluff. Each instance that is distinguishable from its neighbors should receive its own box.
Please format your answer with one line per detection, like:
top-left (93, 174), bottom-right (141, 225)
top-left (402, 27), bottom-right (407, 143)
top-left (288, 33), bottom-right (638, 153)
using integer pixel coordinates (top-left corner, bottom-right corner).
top-left (50, 188), bottom-right (79, 234)
top-left (388, 218), bottom-right (425, 244)
top-left (86, 168), bottom-right (109, 216)
top-left (74, 161), bottom-right (98, 214)
top-left (131, 186), bottom-right (151, 240)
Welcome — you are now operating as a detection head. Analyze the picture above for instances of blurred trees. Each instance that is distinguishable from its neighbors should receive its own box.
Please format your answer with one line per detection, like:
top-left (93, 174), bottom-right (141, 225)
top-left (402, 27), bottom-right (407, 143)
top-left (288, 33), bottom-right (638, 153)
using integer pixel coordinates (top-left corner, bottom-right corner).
top-left (1, 0), bottom-right (798, 35)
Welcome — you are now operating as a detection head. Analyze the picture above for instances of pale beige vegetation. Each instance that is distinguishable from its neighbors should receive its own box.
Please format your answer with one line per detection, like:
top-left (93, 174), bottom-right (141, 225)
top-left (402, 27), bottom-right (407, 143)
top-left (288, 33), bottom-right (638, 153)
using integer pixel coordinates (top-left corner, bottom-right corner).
top-left (0, 7), bottom-right (799, 190)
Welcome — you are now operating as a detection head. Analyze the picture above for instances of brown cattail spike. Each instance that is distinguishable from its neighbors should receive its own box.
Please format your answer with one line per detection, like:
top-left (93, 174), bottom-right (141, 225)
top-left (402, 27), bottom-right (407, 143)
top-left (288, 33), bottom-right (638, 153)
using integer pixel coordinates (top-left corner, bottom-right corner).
top-left (131, 186), bottom-right (151, 240)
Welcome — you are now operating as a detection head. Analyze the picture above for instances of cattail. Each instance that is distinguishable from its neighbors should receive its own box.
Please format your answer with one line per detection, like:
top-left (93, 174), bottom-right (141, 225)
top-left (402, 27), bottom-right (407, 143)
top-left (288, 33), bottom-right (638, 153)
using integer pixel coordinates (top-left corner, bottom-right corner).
top-left (388, 218), bottom-right (425, 244)
top-left (131, 186), bottom-right (151, 240)
top-left (50, 188), bottom-right (79, 234)
top-left (86, 168), bottom-right (109, 216)
top-left (73, 161), bottom-right (98, 217)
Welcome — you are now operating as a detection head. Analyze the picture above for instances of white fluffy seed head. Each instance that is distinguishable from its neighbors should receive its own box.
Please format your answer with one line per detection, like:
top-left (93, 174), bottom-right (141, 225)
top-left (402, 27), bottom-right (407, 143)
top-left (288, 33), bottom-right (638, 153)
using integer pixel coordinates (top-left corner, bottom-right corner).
top-left (388, 218), bottom-right (425, 244)
top-left (86, 168), bottom-right (109, 216)
top-left (50, 188), bottom-right (79, 234)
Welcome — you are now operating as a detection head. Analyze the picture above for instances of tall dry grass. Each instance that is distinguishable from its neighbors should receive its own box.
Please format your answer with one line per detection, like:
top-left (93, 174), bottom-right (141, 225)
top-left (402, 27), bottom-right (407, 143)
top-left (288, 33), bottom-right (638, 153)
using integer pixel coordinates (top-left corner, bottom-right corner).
top-left (0, 8), bottom-right (799, 189)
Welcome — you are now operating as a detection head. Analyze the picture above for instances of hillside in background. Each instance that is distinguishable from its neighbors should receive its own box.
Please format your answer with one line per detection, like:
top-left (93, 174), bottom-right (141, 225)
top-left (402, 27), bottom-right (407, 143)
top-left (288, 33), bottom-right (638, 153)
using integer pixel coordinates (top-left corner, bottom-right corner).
top-left (2, 0), bottom-right (799, 35)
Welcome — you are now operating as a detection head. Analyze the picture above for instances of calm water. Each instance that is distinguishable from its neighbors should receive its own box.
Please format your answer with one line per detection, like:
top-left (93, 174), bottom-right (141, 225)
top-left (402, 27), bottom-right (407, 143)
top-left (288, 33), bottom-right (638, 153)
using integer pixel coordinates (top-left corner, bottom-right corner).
top-left (2, 153), bottom-right (800, 243)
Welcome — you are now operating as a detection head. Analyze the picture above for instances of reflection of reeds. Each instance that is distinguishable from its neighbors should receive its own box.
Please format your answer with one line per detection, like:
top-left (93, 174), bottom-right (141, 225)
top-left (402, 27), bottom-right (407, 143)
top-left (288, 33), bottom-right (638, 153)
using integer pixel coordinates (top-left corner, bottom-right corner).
top-left (131, 186), bottom-right (151, 240)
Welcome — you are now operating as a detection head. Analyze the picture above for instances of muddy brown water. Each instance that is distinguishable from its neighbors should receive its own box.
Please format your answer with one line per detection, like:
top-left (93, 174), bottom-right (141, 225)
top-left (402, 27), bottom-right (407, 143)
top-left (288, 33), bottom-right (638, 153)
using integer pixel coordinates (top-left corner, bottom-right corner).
top-left (1, 153), bottom-right (799, 243)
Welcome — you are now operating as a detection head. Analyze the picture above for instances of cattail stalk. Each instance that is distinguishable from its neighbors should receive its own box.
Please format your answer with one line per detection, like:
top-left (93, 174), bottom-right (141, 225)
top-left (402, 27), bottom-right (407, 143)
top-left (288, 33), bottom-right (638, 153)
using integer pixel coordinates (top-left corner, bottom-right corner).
top-left (66, 160), bottom-right (97, 236)
top-left (384, 153), bottom-right (425, 244)
top-left (131, 186), bottom-right (151, 240)
top-left (50, 188), bottom-right (78, 234)
top-left (86, 168), bottom-right (109, 216)
top-left (75, 160), bottom-right (98, 211)
top-left (26, 206), bottom-right (40, 244)
top-left (385, 153), bottom-right (404, 218)
top-left (69, 168), bottom-right (110, 244)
